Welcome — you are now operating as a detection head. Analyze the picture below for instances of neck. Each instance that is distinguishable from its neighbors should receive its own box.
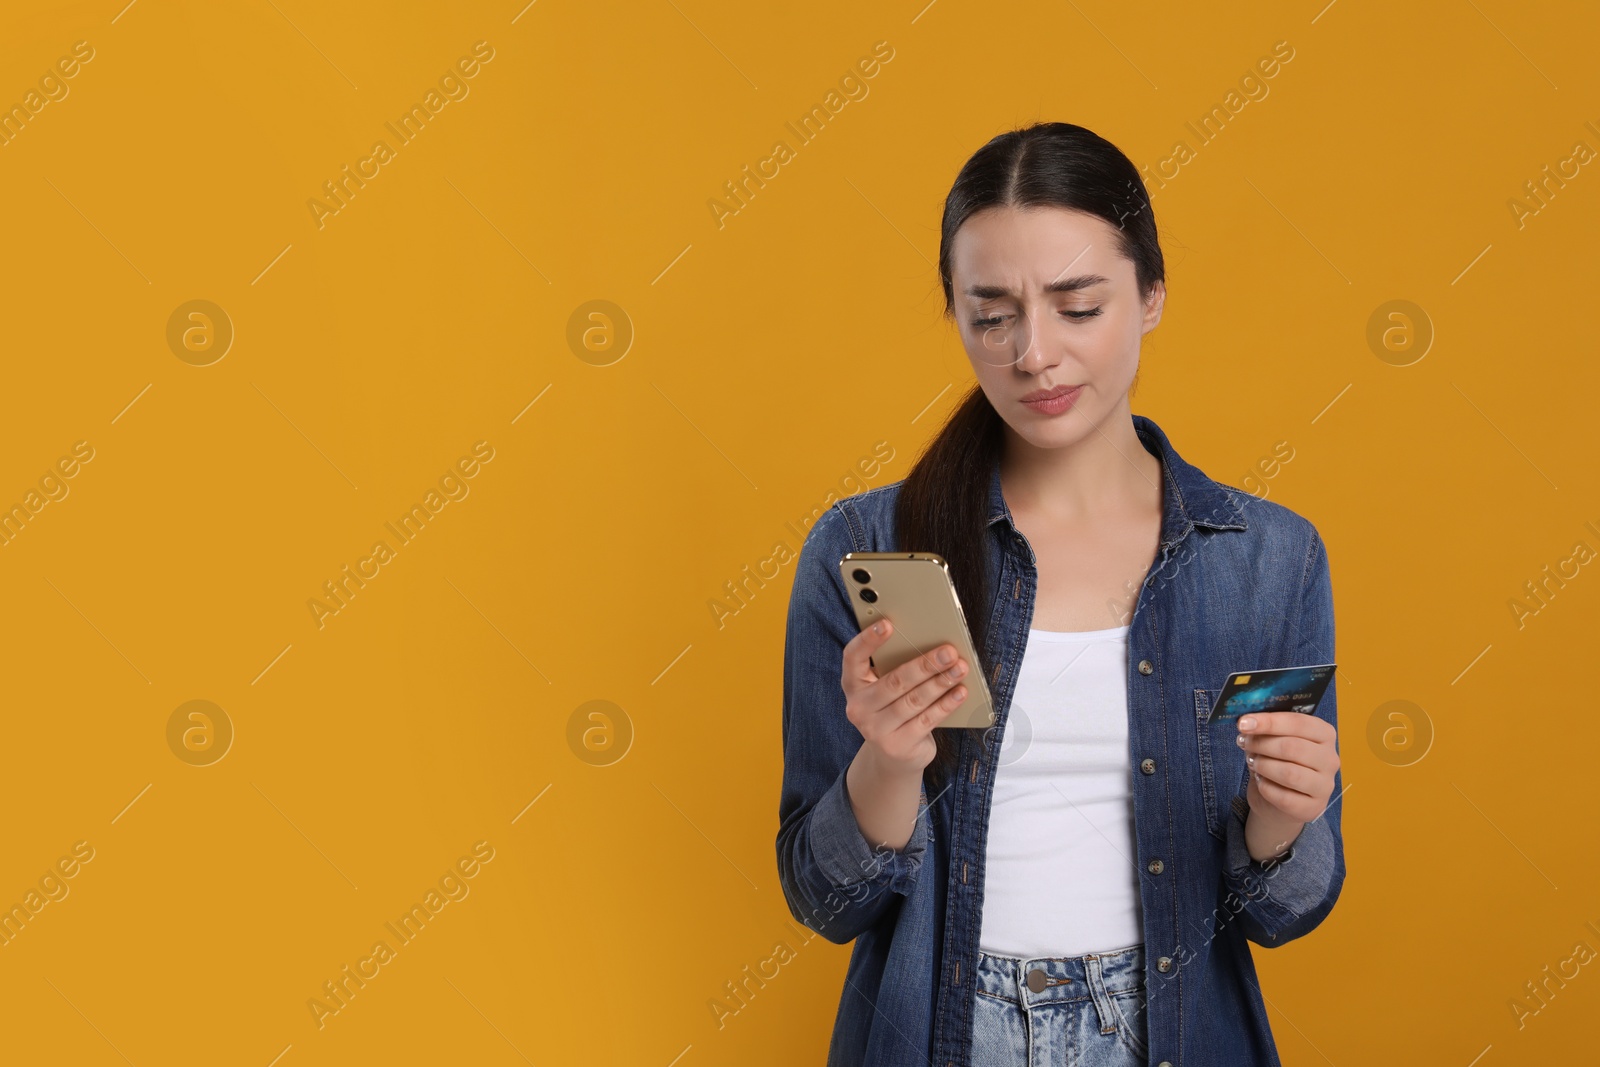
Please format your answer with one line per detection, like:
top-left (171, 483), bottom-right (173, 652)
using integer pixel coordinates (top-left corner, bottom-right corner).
top-left (998, 403), bottom-right (1160, 523)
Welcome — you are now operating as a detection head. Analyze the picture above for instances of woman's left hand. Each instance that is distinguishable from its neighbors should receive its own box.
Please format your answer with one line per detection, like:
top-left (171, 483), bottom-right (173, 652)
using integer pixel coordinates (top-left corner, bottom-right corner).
top-left (1236, 711), bottom-right (1339, 853)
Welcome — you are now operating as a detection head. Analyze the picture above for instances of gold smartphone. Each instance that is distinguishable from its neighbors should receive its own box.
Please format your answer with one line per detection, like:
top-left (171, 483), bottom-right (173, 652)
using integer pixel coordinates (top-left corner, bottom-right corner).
top-left (838, 551), bottom-right (995, 729)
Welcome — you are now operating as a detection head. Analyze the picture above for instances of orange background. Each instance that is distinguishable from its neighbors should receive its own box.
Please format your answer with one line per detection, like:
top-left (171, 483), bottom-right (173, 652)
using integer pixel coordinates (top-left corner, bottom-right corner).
top-left (0, 1), bottom-right (1596, 1064)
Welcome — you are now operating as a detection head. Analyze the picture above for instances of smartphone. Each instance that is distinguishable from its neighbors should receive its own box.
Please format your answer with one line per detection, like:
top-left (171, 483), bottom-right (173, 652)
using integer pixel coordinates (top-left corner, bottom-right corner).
top-left (838, 551), bottom-right (995, 729)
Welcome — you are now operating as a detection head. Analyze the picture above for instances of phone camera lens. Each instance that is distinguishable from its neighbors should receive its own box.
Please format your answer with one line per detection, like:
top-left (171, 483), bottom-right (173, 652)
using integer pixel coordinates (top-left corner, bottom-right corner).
top-left (859, 588), bottom-right (878, 604)
top-left (850, 568), bottom-right (872, 585)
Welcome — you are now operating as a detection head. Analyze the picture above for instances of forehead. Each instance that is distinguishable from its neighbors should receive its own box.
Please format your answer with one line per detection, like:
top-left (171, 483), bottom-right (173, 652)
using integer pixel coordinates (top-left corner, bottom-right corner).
top-left (949, 205), bottom-right (1129, 294)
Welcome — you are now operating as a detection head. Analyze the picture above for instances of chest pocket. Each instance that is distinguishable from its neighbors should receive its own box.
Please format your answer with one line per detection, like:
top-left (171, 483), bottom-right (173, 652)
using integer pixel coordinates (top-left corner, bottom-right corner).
top-left (1194, 688), bottom-right (1250, 842)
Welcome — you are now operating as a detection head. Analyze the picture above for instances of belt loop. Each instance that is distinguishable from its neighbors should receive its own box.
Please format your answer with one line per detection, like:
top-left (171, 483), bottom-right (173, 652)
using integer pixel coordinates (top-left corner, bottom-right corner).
top-left (1083, 954), bottom-right (1118, 1036)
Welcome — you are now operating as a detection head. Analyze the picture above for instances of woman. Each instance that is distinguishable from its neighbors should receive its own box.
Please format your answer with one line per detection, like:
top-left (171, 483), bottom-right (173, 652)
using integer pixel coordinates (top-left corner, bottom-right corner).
top-left (777, 121), bottom-right (1345, 1067)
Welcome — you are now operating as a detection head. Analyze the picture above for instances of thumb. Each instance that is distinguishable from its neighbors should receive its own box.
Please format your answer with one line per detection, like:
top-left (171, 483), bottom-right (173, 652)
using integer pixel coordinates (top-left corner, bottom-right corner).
top-left (845, 618), bottom-right (895, 685)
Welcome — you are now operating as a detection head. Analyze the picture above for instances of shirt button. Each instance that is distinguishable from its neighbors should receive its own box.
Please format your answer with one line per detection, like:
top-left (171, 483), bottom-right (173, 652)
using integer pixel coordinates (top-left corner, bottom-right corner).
top-left (1140, 758), bottom-right (1156, 774)
top-left (1157, 956), bottom-right (1172, 972)
top-left (1138, 659), bottom-right (1153, 675)
top-left (1147, 858), bottom-right (1164, 874)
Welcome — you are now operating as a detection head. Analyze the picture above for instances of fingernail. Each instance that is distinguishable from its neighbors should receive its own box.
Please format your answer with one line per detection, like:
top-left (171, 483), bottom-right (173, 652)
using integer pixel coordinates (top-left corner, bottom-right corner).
top-left (874, 621), bottom-right (885, 635)
top-left (1235, 733), bottom-right (1246, 748)
top-left (1239, 716), bottom-right (1255, 730)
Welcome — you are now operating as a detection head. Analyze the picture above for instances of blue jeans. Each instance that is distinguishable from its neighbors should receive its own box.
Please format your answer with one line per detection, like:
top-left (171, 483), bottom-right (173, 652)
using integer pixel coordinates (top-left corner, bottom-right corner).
top-left (970, 942), bottom-right (1149, 1065)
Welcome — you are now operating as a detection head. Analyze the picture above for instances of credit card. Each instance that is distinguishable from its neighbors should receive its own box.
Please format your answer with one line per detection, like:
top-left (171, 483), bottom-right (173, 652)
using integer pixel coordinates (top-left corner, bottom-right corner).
top-left (1206, 663), bottom-right (1337, 724)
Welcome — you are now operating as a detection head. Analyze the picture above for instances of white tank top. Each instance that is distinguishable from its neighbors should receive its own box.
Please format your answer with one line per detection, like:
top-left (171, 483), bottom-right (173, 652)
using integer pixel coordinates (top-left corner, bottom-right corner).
top-left (977, 623), bottom-right (1144, 958)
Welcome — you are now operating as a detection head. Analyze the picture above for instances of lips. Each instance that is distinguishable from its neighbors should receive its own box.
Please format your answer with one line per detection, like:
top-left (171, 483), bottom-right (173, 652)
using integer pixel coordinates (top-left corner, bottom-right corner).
top-left (1019, 384), bottom-right (1085, 417)
top-left (1020, 384), bottom-right (1081, 403)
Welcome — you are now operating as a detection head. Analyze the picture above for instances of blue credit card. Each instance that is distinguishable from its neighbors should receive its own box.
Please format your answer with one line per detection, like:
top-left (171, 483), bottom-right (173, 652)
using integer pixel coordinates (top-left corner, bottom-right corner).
top-left (1206, 663), bottom-right (1337, 724)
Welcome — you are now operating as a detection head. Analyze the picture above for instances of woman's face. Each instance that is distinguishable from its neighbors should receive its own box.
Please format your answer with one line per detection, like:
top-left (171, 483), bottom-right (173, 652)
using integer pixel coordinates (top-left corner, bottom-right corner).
top-left (949, 204), bottom-right (1164, 447)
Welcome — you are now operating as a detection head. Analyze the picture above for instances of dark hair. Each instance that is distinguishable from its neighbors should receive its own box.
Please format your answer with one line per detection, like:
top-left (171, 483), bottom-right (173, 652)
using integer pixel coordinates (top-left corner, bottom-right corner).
top-left (896, 121), bottom-right (1165, 792)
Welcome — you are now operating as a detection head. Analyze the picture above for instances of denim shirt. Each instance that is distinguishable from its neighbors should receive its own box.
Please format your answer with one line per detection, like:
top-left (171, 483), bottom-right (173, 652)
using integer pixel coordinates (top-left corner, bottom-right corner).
top-left (776, 413), bottom-right (1345, 1067)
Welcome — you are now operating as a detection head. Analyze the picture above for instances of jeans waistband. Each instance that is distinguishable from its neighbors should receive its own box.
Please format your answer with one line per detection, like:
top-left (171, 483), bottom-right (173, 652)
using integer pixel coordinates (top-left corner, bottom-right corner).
top-left (974, 942), bottom-right (1145, 1007)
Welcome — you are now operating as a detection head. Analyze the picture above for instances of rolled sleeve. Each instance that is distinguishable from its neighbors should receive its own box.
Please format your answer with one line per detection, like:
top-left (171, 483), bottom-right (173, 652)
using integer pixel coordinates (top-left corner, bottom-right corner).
top-left (1222, 791), bottom-right (1337, 942)
top-left (776, 505), bottom-right (933, 944)
top-left (808, 768), bottom-right (930, 892)
top-left (1220, 528), bottom-right (1347, 946)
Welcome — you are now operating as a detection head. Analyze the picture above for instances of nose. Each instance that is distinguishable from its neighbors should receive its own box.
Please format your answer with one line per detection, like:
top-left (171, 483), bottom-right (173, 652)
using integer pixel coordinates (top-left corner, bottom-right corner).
top-left (1013, 302), bottom-right (1066, 373)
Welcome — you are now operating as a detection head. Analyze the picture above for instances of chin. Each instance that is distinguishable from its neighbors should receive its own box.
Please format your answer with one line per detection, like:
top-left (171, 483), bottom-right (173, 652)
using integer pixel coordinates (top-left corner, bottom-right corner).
top-left (1015, 413), bottom-right (1095, 447)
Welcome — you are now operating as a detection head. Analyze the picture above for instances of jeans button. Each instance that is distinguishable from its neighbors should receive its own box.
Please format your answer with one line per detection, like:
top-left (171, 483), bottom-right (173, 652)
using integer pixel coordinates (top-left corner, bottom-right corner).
top-left (1025, 968), bottom-right (1048, 993)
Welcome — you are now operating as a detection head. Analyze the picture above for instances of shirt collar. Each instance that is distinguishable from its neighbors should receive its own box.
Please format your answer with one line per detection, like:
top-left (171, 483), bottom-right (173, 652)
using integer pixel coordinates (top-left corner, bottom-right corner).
top-left (985, 412), bottom-right (1247, 550)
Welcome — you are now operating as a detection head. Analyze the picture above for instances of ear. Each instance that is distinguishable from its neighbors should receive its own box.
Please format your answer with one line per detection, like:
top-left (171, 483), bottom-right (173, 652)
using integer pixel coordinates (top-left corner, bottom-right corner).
top-left (1140, 281), bottom-right (1166, 335)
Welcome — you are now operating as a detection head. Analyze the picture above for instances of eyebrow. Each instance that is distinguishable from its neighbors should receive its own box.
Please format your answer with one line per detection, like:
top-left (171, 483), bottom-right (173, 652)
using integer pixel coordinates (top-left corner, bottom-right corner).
top-left (963, 274), bottom-right (1111, 300)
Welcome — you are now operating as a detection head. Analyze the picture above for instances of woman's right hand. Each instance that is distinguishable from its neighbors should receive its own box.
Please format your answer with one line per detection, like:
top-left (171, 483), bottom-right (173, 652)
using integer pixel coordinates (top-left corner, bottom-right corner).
top-left (841, 619), bottom-right (970, 775)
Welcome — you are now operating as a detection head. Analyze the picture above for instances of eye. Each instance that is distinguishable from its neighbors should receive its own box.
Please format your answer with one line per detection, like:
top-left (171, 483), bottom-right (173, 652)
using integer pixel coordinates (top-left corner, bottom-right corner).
top-left (969, 307), bottom-right (1102, 328)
